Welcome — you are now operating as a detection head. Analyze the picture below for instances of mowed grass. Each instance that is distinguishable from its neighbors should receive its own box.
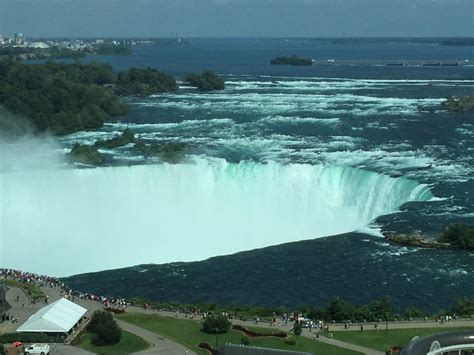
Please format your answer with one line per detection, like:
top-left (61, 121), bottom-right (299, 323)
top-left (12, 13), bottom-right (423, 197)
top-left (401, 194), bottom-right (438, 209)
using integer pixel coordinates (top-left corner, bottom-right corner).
top-left (77, 330), bottom-right (150, 355)
top-left (329, 327), bottom-right (474, 352)
top-left (118, 313), bottom-right (362, 355)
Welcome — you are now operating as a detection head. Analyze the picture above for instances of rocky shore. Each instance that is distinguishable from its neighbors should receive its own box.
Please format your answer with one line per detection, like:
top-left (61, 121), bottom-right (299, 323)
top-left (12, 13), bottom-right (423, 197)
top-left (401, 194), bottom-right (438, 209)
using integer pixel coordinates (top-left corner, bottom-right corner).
top-left (384, 233), bottom-right (452, 249)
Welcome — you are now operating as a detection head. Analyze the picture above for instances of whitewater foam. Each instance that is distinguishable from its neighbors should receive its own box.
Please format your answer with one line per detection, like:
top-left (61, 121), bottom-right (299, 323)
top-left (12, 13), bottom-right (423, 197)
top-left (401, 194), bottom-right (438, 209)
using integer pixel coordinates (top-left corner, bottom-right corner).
top-left (1, 159), bottom-right (433, 276)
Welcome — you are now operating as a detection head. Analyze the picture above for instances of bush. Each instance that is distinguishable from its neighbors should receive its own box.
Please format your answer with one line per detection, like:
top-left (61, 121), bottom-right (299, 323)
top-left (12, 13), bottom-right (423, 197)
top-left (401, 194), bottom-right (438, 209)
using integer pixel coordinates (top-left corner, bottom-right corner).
top-left (241, 336), bottom-right (250, 345)
top-left (0, 333), bottom-right (62, 343)
top-left (88, 310), bottom-right (122, 346)
top-left (438, 224), bottom-right (474, 249)
top-left (232, 325), bottom-right (286, 338)
top-left (69, 143), bottom-right (104, 165)
top-left (202, 315), bottom-right (231, 334)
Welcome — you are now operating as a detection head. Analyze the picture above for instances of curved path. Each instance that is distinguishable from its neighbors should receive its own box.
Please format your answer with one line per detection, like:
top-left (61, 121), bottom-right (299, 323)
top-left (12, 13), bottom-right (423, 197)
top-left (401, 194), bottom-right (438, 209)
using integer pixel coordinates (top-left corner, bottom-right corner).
top-left (116, 319), bottom-right (195, 355)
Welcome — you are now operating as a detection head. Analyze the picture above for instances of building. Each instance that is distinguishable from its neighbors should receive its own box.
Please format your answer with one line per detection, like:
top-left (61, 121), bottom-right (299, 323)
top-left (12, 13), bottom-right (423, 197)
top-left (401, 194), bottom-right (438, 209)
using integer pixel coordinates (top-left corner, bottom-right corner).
top-left (0, 281), bottom-right (10, 322)
top-left (0, 34), bottom-right (4, 46)
top-left (14, 33), bottom-right (24, 45)
top-left (401, 330), bottom-right (474, 355)
top-left (27, 42), bottom-right (50, 49)
top-left (16, 298), bottom-right (87, 335)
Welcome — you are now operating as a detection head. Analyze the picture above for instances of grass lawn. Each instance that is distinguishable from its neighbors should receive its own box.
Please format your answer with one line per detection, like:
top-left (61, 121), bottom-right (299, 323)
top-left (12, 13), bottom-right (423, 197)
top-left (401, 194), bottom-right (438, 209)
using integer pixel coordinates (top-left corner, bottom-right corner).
top-left (329, 327), bottom-right (474, 352)
top-left (118, 313), bottom-right (362, 355)
top-left (76, 330), bottom-right (150, 355)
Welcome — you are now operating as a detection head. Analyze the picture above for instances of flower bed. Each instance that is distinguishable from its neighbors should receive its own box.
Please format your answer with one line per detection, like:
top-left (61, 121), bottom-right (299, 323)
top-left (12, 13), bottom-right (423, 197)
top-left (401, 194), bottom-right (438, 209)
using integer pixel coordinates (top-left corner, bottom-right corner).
top-left (232, 325), bottom-right (287, 338)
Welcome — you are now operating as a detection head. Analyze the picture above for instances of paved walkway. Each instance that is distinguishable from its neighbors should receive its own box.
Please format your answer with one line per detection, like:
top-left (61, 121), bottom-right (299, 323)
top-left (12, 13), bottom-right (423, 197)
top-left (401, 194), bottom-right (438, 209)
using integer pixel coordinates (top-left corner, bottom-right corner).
top-left (116, 319), bottom-right (195, 355)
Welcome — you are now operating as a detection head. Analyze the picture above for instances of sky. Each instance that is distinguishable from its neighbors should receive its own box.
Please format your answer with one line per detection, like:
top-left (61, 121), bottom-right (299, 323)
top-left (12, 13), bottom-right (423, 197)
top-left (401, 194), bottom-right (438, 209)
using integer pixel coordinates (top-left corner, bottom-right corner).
top-left (0, 0), bottom-right (472, 38)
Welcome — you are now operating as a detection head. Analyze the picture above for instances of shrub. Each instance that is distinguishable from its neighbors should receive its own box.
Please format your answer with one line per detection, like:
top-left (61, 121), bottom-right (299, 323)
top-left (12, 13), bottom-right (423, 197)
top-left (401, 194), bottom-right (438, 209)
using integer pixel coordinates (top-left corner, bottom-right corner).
top-left (0, 333), bottom-right (62, 343)
top-left (232, 325), bottom-right (286, 338)
top-left (88, 310), bottom-right (121, 346)
top-left (438, 224), bottom-right (474, 249)
top-left (241, 336), bottom-right (250, 345)
top-left (202, 315), bottom-right (231, 334)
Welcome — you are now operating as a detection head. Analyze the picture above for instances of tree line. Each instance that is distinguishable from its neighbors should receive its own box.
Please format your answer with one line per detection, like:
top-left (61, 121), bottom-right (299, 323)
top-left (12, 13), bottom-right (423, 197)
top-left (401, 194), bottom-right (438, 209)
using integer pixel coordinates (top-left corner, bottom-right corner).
top-left (0, 60), bottom-right (225, 135)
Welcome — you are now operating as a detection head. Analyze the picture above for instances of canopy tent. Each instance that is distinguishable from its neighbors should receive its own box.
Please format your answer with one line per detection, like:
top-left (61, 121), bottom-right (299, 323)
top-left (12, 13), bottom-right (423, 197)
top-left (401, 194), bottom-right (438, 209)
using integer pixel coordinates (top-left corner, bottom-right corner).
top-left (17, 298), bottom-right (87, 333)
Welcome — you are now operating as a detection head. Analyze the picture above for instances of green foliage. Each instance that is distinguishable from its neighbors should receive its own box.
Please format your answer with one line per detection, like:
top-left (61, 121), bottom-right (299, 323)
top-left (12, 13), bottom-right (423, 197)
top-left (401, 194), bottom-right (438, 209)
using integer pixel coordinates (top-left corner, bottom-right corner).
top-left (270, 56), bottom-right (313, 66)
top-left (0, 60), bottom-right (126, 134)
top-left (443, 96), bottom-right (474, 113)
top-left (88, 311), bottom-right (122, 346)
top-left (95, 129), bottom-right (135, 149)
top-left (96, 43), bottom-right (133, 56)
top-left (116, 67), bottom-right (177, 96)
top-left (185, 71), bottom-right (225, 91)
top-left (240, 336), bottom-right (250, 345)
top-left (0, 332), bottom-right (63, 343)
top-left (119, 313), bottom-right (358, 355)
top-left (293, 321), bottom-right (302, 337)
top-left (202, 315), bottom-right (231, 334)
top-left (325, 297), bottom-right (395, 322)
top-left (47, 47), bottom-right (86, 59)
top-left (0, 344), bottom-right (4, 355)
top-left (403, 307), bottom-right (427, 319)
top-left (438, 223), bottom-right (474, 249)
top-left (77, 330), bottom-right (149, 355)
top-left (69, 143), bottom-right (104, 165)
top-left (452, 297), bottom-right (474, 316)
top-left (135, 141), bottom-right (187, 163)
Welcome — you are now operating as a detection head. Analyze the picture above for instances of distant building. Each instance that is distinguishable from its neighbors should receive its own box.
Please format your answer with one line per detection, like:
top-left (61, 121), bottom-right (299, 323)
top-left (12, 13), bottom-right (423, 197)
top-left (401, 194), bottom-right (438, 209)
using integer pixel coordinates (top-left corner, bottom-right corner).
top-left (27, 41), bottom-right (50, 49)
top-left (401, 330), bottom-right (474, 355)
top-left (14, 33), bottom-right (24, 45)
top-left (95, 39), bottom-right (104, 44)
top-left (0, 34), bottom-right (4, 46)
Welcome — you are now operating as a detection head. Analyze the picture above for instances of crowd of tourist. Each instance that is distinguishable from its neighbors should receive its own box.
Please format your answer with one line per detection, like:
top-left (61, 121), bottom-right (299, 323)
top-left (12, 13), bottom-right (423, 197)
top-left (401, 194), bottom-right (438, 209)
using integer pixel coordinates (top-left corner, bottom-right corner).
top-left (0, 268), bottom-right (129, 311)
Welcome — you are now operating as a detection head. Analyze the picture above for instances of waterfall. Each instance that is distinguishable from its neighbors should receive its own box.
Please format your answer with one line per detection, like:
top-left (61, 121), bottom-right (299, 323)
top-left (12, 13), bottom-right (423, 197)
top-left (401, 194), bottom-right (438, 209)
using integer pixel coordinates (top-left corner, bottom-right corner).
top-left (0, 159), bottom-right (433, 276)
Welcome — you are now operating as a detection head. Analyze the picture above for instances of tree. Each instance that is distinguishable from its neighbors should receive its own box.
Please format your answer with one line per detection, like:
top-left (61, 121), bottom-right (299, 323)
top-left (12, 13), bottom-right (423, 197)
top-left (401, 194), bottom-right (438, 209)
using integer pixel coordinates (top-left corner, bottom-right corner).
top-left (202, 315), bottom-right (231, 334)
top-left (452, 297), bottom-right (474, 316)
top-left (185, 71), bottom-right (225, 91)
top-left (439, 224), bottom-right (474, 249)
top-left (88, 310), bottom-right (122, 346)
top-left (292, 321), bottom-right (302, 344)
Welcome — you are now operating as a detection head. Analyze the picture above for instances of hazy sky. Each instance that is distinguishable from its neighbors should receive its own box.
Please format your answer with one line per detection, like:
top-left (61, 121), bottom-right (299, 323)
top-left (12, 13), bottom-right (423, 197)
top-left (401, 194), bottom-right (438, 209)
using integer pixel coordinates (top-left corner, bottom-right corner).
top-left (0, 0), bottom-right (472, 38)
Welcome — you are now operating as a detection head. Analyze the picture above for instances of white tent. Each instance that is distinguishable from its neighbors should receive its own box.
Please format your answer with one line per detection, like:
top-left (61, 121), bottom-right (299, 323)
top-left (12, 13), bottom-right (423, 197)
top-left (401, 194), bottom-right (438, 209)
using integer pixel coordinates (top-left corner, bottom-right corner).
top-left (17, 298), bottom-right (87, 333)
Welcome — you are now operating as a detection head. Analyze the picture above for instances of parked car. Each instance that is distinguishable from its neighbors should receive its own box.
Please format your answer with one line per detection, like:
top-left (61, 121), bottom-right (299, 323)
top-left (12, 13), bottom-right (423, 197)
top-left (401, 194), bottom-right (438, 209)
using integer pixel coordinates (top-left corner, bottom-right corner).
top-left (23, 344), bottom-right (50, 355)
